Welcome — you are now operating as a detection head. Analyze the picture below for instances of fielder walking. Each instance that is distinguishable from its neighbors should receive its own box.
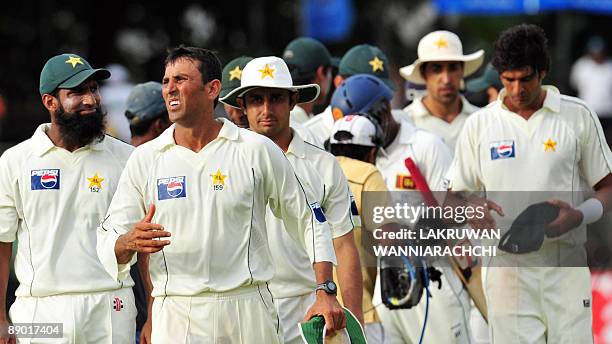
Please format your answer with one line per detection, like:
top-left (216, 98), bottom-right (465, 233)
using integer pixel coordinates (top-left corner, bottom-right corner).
top-left (449, 24), bottom-right (612, 344)
top-left (96, 46), bottom-right (345, 343)
top-left (222, 56), bottom-right (361, 343)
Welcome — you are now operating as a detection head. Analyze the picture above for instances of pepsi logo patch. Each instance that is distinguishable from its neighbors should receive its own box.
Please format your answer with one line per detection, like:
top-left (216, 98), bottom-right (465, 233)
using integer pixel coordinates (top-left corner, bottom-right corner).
top-left (310, 202), bottom-right (327, 223)
top-left (157, 176), bottom-right (187, 200)
top-left (490, 140), bottom-right (516, 160)
top-left (31, 169), bottom-right (60, 190)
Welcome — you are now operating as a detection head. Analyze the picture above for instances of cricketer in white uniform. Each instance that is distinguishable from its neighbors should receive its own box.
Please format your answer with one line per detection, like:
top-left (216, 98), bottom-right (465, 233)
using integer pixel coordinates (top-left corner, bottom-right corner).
top-left (398, 30), bottom-right (484, 153)
top-left (449, 24), bottom-right (612, 344)
top-left (97, 47), bottom-right (345, 344)
top-left (374, 119), bottom-right (473, 344)
top-left (0, 54), bottom-right (136, 344)
top-left (328, 114), bottom-right (394, 344)
top-left (329, 73), bottom-right (473, 343)
top-left (399, 30), bottom-right (489, 343)
top-left (222, 56), bottom-right (359, 344)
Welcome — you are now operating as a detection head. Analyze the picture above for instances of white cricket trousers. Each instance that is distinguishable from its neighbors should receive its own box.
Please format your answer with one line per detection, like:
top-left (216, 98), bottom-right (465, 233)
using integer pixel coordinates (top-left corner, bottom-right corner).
top-left (9, 287), bottom-right (136, 344)
top-left (483, 245), bottom-right (592, 344)
top-left (151, 284), bottom-right (283, 343)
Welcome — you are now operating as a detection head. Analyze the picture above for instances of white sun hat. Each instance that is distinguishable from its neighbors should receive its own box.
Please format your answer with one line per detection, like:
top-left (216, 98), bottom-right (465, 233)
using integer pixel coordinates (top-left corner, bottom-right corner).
top-left (399, 30), bottom-right (484, 85)
top-left (220, 56), bottom-right (320, 109)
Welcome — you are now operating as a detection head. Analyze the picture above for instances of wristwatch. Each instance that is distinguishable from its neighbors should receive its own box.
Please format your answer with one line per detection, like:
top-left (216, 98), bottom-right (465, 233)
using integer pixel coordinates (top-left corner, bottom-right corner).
top-left (315, 280), bottom-right (337, 295)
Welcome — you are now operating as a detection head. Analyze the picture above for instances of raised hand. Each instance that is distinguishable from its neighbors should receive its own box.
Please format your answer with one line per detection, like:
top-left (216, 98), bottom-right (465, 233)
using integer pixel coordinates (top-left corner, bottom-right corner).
top-left (115, 204), bottom-right (171, 264)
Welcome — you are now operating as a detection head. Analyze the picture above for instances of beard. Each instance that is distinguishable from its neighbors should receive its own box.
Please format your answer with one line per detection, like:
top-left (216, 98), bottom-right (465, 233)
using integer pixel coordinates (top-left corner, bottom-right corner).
top-left (55, 104), bottom-right (107, 148)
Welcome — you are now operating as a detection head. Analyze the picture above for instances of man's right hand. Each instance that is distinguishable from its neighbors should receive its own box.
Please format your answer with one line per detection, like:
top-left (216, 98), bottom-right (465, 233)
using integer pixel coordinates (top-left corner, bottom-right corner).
top-left (139, 316), bottom-right (153, 344)
top-left (0, 317), bottom-right (16, 344)
top-left (466, 197), bottom-right (504, 231)
top-left (114, 204), bottom-right (171, 264)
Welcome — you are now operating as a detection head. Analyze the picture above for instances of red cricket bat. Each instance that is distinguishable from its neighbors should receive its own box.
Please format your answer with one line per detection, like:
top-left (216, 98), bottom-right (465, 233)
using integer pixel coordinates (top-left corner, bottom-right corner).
top-left (404, 157), bottom-right (488, 322)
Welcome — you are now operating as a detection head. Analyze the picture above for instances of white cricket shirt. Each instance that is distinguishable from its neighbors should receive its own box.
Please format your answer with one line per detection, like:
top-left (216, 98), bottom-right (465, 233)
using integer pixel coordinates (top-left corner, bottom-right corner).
top-left (267, 131), bottom-right (354, 298)
top-left (0, 124), bottom-right (134, 296)
top-left (449, 86), bottom-right (612, 245)
top-left (291, 119), bottom-right (324, 149)
top-left (402, 95), bottom-right (479, 153)
top-left (96, 119), bottom-right (336, 297)
top-left (376, 120), bottom-right (453, 192)
top-left (290, 104), bottom-right (311, 124)
top-left (305, 106), bottom-right (414, 148)
top-left (304, 106), bottom-right (335, 145)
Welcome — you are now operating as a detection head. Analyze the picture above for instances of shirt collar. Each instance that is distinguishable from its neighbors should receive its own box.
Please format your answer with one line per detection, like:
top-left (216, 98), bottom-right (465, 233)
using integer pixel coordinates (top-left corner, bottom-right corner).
top-left (287, 129), bottom-right (307, 159)
top-left (32, 123), bottom-right (106, 157)
top-left (32, 124), bottom-right (55, 157)
top-left (541, 86), bottom-right (561, 113)
top-left (497, 85), bottom-right (561, 114)
top-left (411, 95), bottom-right (474, 118)
top-left (410, 97), bottom-right (430, 118)
top-left (153, 118), bottom-right (240, 151)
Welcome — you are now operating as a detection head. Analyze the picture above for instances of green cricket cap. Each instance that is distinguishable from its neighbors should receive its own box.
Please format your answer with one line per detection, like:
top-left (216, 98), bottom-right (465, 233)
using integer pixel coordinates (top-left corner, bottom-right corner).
top-left (283, 37), bottom-right (333, 81)
top-left (220, 56), bottom-right (253, 99)
top-left (339, 44), bottom-right (396, 90)
top-left (125, 81), bottom-right (167, 125)
top-left (39, 53), bottom-right (110, 95)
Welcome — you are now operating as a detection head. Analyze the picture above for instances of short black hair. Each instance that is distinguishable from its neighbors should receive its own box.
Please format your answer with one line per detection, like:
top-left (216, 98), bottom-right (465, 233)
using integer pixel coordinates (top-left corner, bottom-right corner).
top-left (129, 112), bottom-right (170, 137)
top-left (330, 144), bottom-right (373, 161)
top-left (492, 24), bottom-right (551, 75)
top-left (165, 45), bottom-right (222, 106)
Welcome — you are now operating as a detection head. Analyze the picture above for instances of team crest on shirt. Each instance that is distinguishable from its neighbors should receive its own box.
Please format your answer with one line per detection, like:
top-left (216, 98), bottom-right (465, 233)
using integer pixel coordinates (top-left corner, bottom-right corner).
top-left (543, 138), bottom-right (557, 152)
top-left (396, 174), bottom-right (415, 190)
top-left (86, 173), bottom-right (104, 193)
top-left (157, 176), bottom-right (187, 200)
top-left (310, 202), bottom-right (327, 223)
top-left (210, 169), bottom-right (227, 191)
top-left (31, 169), bottom-right (60, 190)
top-left (490, 140), bottom-right (516, 160)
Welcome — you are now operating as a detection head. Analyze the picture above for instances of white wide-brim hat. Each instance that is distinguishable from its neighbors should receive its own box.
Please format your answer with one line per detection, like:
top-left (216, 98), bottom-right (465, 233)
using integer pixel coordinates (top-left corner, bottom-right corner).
top-left (220, 56), bottom-right (320, 109)
top-left (399, 30), bottom-right (484, 85)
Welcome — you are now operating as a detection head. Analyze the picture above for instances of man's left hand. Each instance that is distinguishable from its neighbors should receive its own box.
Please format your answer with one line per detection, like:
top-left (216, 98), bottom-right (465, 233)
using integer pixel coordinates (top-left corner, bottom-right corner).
top-left (545, 199), bottom-right (583, 237)
top-left (302, 291), bottom-right (346, 334)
